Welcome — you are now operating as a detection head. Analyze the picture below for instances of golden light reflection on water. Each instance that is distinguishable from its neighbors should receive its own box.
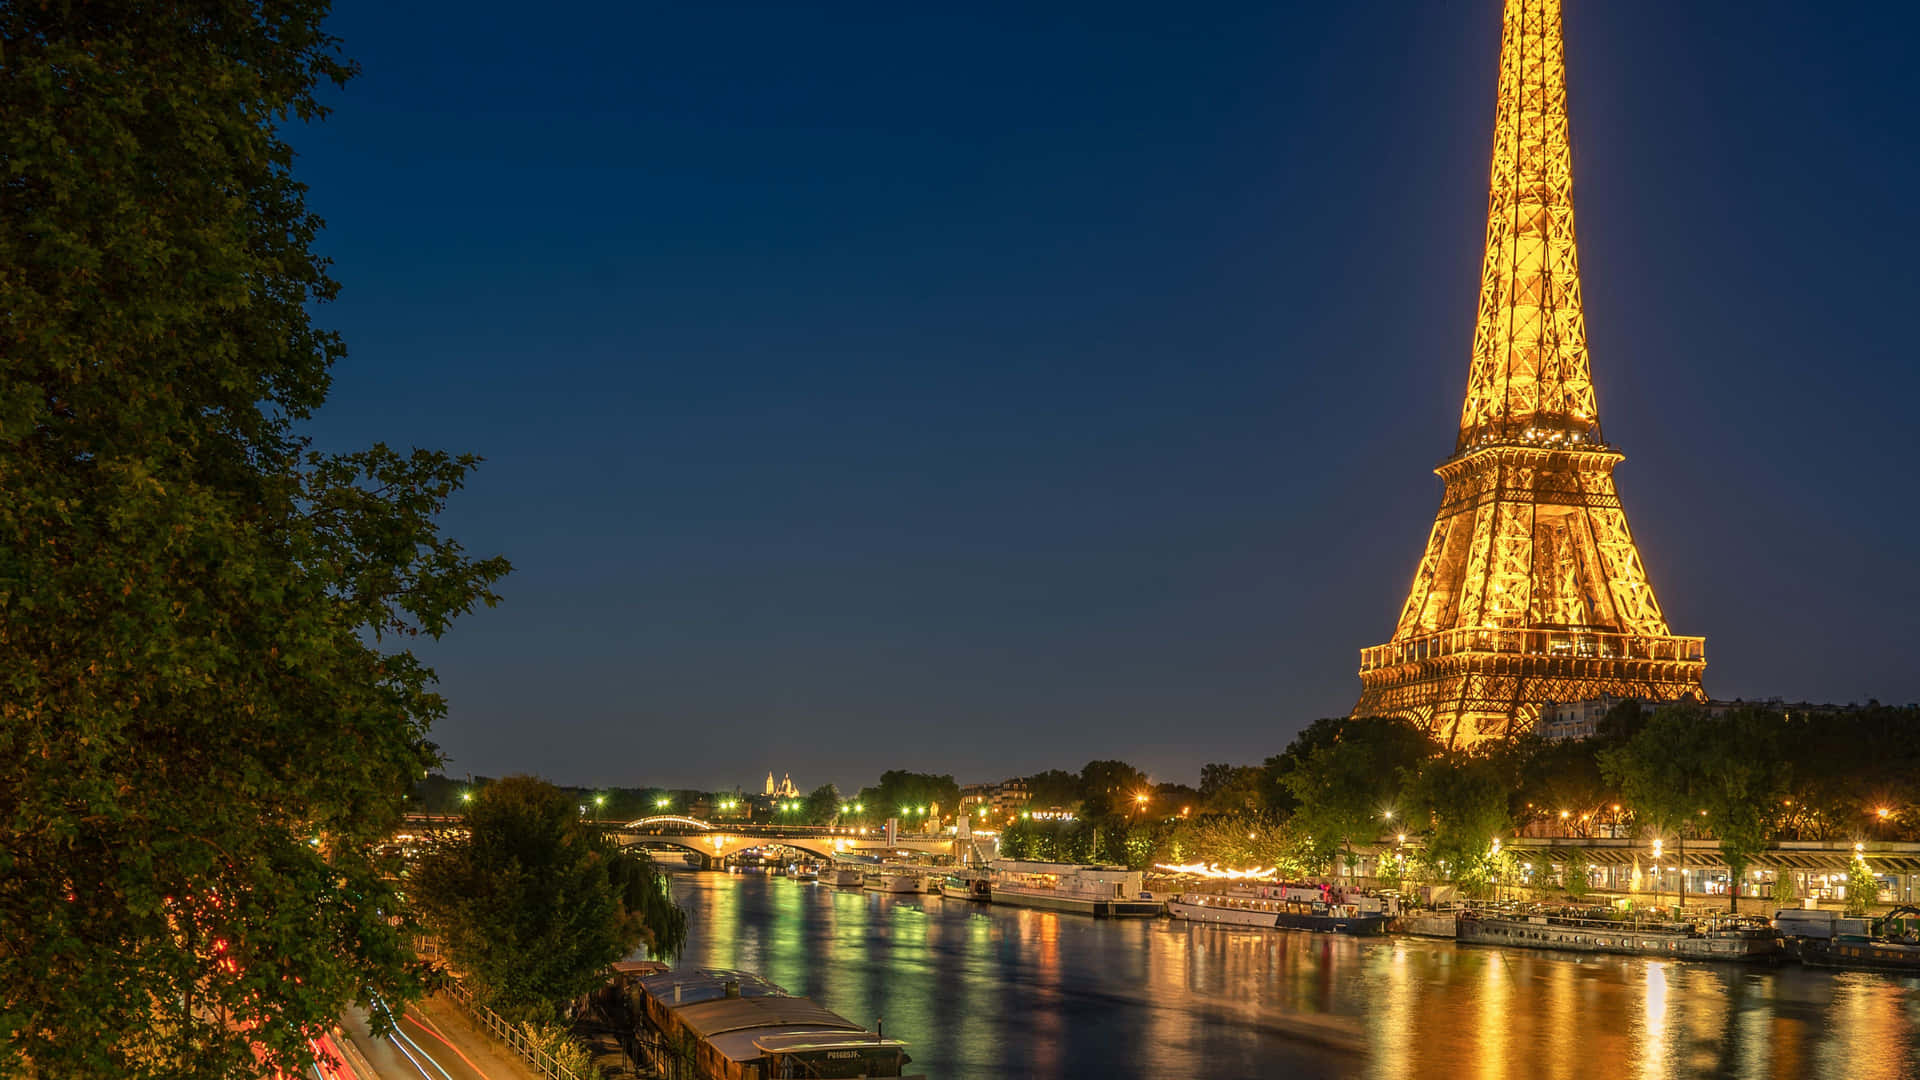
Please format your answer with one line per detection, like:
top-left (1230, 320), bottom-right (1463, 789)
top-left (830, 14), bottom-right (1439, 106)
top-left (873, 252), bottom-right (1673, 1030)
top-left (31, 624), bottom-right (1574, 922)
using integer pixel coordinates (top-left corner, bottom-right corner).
top-left (659, 874), bottom-right (1920, 1080)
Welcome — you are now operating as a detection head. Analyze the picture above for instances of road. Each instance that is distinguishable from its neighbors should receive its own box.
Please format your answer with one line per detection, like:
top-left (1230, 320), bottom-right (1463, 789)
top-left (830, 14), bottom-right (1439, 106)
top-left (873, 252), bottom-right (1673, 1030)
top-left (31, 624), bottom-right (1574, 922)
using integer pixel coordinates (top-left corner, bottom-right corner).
top-left (333, 996), bottom-right (536, 1080)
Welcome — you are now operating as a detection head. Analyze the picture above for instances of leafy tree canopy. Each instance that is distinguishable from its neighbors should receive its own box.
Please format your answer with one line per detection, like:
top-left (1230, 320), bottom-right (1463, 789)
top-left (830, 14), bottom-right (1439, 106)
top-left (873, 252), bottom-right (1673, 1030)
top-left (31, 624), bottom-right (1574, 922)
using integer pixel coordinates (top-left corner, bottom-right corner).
top-left (1023, 769), bottom-right (1082, 813)
top-left (803, 783), bottom-right (843, 824)
top-left (1, 3), bottom-right (508, 1076)
top-left (855, 770), bottom-right (960, 823)
top-left (1076, 759), bottom-right (1149, 820)
top-left (1281, 717), bottom-right (1432, 861)
top-left (411, 777), bottom-right (684, 1022)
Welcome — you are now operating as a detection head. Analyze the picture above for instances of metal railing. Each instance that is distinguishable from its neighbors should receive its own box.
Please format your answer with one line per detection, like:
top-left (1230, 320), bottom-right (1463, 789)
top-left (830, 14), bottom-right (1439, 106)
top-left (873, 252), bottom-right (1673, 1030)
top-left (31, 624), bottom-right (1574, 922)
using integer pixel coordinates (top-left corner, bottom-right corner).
top-left (1360, 625), bottom-right (1706, 672)
top-left (440, 977), bottom-right (588, 1080)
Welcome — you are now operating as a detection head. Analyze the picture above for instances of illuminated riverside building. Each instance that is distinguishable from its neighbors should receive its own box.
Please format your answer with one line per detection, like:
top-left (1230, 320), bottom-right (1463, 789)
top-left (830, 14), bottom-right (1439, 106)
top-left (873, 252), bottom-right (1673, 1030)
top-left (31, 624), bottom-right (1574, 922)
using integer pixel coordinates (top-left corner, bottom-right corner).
top-left (1353, 0), bottom-right (1706, 746)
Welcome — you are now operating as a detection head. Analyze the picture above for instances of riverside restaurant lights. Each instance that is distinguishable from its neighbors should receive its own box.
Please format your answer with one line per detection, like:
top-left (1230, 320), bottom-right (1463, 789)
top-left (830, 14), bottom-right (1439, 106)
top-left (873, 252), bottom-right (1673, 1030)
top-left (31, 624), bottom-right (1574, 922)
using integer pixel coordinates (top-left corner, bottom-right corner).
top-left (1155, 862), bottom-right (1281, 881)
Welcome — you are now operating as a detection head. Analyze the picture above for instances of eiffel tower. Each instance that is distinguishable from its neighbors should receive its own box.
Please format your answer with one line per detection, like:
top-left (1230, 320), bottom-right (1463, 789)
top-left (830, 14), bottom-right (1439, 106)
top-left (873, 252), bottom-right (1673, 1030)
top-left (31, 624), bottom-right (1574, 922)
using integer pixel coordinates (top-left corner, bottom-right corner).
top-left (1352, 0), bottom-right (1706, 747)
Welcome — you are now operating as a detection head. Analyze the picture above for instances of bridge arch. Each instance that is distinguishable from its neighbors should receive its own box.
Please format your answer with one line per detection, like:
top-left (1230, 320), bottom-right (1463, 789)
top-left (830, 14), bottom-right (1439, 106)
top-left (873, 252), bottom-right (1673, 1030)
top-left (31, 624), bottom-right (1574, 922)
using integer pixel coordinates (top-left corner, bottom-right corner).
top-left (620, 832), bottom-right (845, 863)
top-left (623, 815), bottom-right (712, 831)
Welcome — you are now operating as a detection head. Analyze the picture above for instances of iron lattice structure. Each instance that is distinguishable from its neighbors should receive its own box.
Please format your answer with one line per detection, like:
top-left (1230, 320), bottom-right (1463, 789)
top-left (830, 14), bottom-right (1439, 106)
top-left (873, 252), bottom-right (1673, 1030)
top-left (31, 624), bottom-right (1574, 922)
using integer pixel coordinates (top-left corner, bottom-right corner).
top-left (1352, 0), bottom-right (1705, 746)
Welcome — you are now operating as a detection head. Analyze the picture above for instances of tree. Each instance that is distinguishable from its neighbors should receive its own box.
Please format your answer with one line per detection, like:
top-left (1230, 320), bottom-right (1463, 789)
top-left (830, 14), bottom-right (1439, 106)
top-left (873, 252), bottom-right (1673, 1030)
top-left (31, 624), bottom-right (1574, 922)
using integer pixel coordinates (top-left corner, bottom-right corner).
top-left (1077, 760), bottom-right (1149, 820)
top-left (1263, 716), bottom-right (1350, 816)
top-left (1281, 717), bottom-right (1431, 865)
top-left (1846, 855), bottom-right (1878, 917)
top-left (855, 771), bottom-right (961, 826)
top-left (1562, 848), bottom-right (1593, 900)
top-left (804, 783), bottom-right (842, 825)
top-left (1771, 873), bottom-right (1797, 908)
top-left (1404, 751), bottom-right (1512, 888)
top-left (1024, 769), bottom-right (1083, 814)
top-left (1600, 705), bottom-right (1712, 904)
top-left (1694, 708), bottom-right (1789, 912)
top-left (0, 5), bottom-right (509, 1077)
top-left (411, 777), bottom-right (683, 1022)
top-left (1198, 764), bottom-right (1269, 818)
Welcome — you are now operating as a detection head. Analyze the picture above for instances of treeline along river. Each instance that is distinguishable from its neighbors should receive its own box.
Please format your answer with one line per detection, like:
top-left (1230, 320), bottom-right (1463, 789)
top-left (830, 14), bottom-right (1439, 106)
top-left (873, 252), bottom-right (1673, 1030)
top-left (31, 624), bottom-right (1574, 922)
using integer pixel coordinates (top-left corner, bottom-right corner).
top-left (654, 871), bottom-right (1920, 1079)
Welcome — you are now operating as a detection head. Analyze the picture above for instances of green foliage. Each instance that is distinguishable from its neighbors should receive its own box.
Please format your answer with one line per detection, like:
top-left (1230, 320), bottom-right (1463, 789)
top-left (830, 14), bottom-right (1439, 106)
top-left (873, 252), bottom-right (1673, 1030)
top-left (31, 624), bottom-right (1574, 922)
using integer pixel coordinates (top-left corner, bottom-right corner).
top-left (854, 771), bottom-right (960, 824)
top-left (804, 783), bottom-right (842, 825)
top-left (1162, 814), bottom-right (1316, 877)
top-left (0, 4), bottom-right (509, 1076)
top-left (1562, 848), bottom-right (1593, 900)
top-left (1077, 759), bottom-right (1150, 819)
top-left (411, 777), bottom-right (684, 1023)
top-left (1404, 751), bottom-right (1511, 884)
top-left (1770, 873), bottom-right (1797, 908)
top-left (1023, 769), bottom-right (1082, 813)
top-left (515, 1023), bottom-right (596, 1077)
top-left (1599, 705), bottom-right (1710, 843)
top-left (1262, 716), bottom-right (1349, 817)
top-left (1281, 716), bottom-right (1432, 862)
top-left (1198, 764), bottom-right (1270, 817)
top-left (1845, 857), bottom-right (1877, 917)
top-left (1514, 735), bottom-right (1615, 835)
top-left (1694, 708), bottom-right (1790, 911)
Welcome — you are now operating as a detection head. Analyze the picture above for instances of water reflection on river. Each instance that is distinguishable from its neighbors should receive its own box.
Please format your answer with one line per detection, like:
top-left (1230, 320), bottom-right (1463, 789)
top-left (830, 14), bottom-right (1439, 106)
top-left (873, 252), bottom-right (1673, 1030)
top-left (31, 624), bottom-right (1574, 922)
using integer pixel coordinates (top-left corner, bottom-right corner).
top-left (662, 871), bottom-right (1920, 1079)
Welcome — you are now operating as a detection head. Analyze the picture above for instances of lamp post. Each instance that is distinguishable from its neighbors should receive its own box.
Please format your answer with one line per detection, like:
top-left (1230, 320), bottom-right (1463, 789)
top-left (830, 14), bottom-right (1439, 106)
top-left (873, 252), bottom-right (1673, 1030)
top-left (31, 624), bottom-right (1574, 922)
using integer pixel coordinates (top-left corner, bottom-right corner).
top-left (1651, 838), bottom-right (1664, 910)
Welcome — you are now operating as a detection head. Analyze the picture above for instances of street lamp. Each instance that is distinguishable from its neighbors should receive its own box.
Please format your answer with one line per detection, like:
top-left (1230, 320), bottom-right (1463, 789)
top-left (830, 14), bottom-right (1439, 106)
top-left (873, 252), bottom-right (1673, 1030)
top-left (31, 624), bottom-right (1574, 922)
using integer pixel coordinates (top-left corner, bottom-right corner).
top-left (1651, 838), bottom-right (1664, 909)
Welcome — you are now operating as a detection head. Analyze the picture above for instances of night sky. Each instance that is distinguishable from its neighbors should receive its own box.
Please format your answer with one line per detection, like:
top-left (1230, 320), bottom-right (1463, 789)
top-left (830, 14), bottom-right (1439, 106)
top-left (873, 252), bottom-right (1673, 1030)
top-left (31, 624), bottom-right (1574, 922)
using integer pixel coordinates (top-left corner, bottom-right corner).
top-left (297, 2), bottom-right (1920, 793)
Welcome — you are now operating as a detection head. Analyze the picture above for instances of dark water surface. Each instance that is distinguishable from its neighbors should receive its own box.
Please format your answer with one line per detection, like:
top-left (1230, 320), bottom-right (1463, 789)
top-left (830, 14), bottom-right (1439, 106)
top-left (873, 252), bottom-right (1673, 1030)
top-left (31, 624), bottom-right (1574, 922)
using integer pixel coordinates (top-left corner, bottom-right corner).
top-left (663, 871), bottom-right (1920, 1079)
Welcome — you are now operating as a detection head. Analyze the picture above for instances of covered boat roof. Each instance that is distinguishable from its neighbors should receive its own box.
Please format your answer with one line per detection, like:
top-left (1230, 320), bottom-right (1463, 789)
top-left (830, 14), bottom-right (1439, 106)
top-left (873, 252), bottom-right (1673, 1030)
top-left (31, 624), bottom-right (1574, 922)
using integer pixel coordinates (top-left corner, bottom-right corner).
top-left (636, 968), bottom-right (786, 1008)
top-left (677, 995), bottom-right (865, 1039)
top-left (753, 1030), bottom-right (910, 1054)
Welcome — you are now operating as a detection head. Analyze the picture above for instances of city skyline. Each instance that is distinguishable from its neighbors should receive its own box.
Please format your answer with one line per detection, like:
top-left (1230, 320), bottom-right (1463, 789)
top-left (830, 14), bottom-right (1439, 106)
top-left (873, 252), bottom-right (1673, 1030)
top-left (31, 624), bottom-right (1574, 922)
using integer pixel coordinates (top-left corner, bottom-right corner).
top-left (299, 1), bottom-right (1918, 786)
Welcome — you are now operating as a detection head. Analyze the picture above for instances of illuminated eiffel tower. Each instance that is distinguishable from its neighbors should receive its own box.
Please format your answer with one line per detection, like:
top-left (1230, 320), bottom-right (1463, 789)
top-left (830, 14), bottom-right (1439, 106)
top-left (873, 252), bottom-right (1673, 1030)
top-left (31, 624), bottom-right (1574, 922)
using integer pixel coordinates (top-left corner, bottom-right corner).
top-left (1352, 0), bottom-right (1706, 746)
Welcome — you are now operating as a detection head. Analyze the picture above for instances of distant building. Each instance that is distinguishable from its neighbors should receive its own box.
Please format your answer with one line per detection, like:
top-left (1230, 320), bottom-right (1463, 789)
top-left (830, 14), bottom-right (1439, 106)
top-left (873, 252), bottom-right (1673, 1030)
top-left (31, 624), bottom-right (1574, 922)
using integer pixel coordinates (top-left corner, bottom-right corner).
top-left (764, 770), bottom-right (799, 799)
top-left (1537, 695), bottom-right (1872, 741)
top-left (958, 778), bottom-right (1033, 823)
top-left (1536, 696), bottom-right (1631, 741)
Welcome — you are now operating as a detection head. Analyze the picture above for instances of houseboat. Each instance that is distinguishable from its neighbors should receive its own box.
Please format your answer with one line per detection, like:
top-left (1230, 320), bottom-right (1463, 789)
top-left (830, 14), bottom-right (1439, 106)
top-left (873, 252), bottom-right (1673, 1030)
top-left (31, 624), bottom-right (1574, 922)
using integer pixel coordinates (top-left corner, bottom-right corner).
top-left (863, 868), bottom-right (931, 894)
top-left (941, 870), bottom-right (992, 901)
top-left (783, 863), bottom-right (818, 882)
top-left (1779, 906), bottom-right (1920, 974)
top-left (821, 865), bottom-right (865, 888)
top-left (1456, 909), bottom-right (1782, 962)
top-left (1169, 885), bottom-right (1391, 935)
top-left (628, 968), bottom-right (917, 1080)
top-left (986, 860), bottom-right (1161, 917)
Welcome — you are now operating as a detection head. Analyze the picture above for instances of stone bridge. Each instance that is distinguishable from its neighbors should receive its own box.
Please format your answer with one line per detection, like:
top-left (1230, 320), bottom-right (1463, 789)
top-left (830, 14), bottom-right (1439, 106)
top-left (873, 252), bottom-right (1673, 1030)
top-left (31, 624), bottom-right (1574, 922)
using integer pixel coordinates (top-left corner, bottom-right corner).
top-left (612, 816), bottom-right (961, 864)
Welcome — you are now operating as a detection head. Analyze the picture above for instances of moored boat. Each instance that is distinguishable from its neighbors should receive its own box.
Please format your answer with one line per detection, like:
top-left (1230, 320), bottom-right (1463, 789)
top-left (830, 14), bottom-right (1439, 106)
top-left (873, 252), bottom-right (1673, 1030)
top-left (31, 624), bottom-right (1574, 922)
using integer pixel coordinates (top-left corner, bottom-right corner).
top-left (822, 865), bottom-right (865, 888)
top-left (941, 871), bottom-right (992, 901)
top-left (1779, 905), bottom-right (1920, 974)
top-left (863, 868), bottom-right (930, 894)
top-left (1456, 909), bottom-right (1782, 962)
top-left (985, 860), bottom-right (1161, 917)
top-left (783, 862), bottom-right (818, 881)
top-left (627, 968), bottom-right (918, 1079)
top-left (1169, 886), bottom-right (1391, 935)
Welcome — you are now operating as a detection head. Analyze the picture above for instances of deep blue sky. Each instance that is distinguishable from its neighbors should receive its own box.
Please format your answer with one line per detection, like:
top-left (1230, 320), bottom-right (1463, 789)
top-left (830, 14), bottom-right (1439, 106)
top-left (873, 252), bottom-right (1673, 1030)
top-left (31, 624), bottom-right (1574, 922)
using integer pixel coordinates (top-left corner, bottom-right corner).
top-left (298, 2), bottom-right (1920, 793)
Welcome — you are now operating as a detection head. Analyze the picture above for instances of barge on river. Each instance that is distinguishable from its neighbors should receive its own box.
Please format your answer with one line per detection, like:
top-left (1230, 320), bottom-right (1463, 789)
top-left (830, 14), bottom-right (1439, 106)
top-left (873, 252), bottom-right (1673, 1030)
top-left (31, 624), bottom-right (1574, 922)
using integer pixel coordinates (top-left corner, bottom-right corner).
top-left (986, 860), bottom-right (1161, 917)
top-left (1779, 905), bottom-right (1920, 974)
top-left (822, 865), bottom-right (865, 888)
top-left (863, 868), bottom-right (931, 895)
top-left (1457, 911), bottom-right (1782, 962)
top-left (1169, 886), bottom-right (1391, 935)
top-left (629, 968), bottom-right (918, 1080)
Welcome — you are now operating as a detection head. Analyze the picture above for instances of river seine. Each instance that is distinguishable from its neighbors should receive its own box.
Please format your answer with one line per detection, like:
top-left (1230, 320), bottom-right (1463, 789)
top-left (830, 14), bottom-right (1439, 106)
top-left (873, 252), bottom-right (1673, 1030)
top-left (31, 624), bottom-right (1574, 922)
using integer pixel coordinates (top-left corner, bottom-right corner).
top-left (662, 870), bottom-right (1920, 1079)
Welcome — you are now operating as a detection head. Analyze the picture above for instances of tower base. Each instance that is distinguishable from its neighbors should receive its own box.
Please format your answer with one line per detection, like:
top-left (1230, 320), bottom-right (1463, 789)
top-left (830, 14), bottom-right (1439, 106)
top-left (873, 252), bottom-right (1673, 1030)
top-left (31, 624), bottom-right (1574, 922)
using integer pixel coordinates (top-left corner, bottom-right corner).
top-left (1354, 627), bottom-right (1705, 746)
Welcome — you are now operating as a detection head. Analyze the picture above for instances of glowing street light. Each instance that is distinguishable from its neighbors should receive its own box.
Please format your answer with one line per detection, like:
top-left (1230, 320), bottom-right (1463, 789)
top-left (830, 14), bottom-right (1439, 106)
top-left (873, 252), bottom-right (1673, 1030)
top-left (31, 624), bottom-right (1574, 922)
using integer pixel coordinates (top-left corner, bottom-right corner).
top-left (460, 791), bottom-right (472, 804)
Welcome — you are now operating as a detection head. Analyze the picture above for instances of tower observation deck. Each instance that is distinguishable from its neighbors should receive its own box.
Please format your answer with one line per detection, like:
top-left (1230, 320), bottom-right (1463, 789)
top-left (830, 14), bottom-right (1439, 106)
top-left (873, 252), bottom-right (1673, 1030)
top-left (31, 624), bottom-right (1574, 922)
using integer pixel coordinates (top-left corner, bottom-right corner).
top-left (1351, 0), bottom-right (1706, 746)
